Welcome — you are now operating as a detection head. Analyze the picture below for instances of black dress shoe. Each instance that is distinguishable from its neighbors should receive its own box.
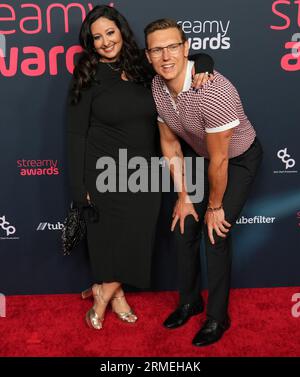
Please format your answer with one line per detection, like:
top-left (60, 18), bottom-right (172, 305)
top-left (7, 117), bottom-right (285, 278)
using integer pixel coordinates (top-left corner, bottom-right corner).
top-left (192, 317), bottom-right (231, 347)
top-left (163, 300), bottom-right (204, 329)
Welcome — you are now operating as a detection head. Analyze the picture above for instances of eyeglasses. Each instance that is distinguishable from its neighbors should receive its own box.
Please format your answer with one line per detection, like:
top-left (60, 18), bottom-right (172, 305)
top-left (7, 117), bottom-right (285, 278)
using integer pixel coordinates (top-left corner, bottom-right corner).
top-left (147, 42), bottom-right (184, 58)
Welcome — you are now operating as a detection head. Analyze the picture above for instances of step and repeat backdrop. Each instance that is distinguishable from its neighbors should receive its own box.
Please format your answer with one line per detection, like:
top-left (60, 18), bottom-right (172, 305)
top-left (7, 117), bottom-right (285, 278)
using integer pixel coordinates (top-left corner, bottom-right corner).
top-left (0, 0), bottom-right (299, 294)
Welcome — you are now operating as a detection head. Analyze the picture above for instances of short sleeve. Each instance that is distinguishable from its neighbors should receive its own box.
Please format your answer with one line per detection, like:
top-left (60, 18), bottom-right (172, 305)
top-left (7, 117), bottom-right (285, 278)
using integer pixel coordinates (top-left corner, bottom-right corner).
top-left (201, 82), bottom-right (240, 133)
top-left (157, 114), bottom-right (165, 123)
top-left (151, 75), bottom-right (166, 124)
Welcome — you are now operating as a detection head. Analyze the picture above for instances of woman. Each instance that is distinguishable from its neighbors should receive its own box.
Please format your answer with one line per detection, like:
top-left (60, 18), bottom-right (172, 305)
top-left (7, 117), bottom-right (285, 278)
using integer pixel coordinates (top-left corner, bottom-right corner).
top-left (67, 5), bottom-right (214, 330)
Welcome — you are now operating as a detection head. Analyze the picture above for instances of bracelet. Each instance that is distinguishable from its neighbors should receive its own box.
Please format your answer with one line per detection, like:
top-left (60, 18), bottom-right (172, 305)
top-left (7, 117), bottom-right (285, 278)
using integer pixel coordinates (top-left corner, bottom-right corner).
top-left (207, 204), bottom-right (223, 212)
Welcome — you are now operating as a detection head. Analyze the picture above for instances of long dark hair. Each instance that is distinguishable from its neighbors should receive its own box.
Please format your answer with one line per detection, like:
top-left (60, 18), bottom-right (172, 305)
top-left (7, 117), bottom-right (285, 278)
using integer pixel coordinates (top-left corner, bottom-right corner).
top-left (70, 5), bottom-right (152, 104)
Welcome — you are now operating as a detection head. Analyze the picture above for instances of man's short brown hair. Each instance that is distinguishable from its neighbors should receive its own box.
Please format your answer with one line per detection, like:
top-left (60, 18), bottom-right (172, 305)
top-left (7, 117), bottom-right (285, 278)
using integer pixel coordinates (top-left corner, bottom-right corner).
top-left (144, 18), bottom-right (186, 48)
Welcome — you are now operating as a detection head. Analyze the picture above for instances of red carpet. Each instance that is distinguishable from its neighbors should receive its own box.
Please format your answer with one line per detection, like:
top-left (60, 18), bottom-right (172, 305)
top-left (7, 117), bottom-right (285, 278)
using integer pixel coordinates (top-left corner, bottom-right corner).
top-left (1, 287), bottom-right (300, 357)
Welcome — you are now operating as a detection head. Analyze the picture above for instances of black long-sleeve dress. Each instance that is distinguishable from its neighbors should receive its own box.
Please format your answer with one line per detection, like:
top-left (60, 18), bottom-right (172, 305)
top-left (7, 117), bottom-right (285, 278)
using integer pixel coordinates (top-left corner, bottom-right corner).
top-left (66, 54), bottom-right (213, 288)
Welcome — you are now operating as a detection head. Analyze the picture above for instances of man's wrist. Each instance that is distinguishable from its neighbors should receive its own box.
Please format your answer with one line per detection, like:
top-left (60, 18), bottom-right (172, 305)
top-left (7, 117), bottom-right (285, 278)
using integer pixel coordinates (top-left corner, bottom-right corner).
top-left (178, 190), bottom-right (188, 198)
top-left (207, 203), bottom-right (223, 212)
top-left (208, 198), bottom-right (223, 208)
top-left (179, 192), bottom-right (193, 204)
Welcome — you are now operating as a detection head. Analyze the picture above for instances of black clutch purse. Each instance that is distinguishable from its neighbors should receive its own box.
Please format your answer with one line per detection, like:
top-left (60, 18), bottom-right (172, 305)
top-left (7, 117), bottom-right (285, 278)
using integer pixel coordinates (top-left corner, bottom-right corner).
top-left (62, 201), bottom-right (87, 256)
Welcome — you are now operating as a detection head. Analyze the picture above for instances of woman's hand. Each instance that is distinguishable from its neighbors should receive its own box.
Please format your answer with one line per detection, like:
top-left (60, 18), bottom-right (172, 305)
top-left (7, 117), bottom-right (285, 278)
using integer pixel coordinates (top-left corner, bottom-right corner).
top-left (204, 208), bottom-right (231, 245)
top-left (191, 67), bottom-right (214, 89)
top-left (86, 192), bottom-right (91, 203)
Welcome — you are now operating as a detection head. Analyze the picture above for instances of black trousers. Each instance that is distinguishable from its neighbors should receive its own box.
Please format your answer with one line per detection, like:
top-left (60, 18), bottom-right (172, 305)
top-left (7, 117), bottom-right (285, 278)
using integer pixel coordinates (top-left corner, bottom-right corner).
top-left (174, 137), bottom-right (263, 322)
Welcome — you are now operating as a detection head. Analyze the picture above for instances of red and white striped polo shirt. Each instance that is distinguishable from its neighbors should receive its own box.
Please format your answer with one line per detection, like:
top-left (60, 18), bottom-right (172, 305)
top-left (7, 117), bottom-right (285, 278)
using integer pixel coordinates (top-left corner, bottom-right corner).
top-left (152, 60), bottom-right (256, 159)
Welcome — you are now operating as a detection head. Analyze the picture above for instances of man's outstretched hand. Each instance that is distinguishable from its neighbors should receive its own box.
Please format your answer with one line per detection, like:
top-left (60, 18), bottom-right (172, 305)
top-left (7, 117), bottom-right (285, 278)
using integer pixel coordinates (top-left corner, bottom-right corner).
top-left (171, 195), bottom-right (199, 234)
top-left (204, 208), bottom-right (231, 245)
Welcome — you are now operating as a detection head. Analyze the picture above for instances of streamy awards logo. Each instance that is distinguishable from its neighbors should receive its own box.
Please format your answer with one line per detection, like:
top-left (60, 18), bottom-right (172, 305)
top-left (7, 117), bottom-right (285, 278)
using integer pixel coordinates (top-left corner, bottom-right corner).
top-left (0, 1), bottom-right (114, 77)
top-left (0, 2), bottom-right (114, 77)
top-left (177, 19), bottom-right (231, 51)
top-left (17, 159), bottom-right (60, 176)
top-left (271, 0), bottom-right (300, 71)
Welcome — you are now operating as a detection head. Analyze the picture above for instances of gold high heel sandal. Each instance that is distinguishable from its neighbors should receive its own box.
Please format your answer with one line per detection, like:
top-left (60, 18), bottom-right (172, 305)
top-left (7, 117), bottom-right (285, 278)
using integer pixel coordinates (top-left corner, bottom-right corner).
top-left (85, 284), bottom-right (108, 330)
top-left (111, 295), bottom-right (138, 323)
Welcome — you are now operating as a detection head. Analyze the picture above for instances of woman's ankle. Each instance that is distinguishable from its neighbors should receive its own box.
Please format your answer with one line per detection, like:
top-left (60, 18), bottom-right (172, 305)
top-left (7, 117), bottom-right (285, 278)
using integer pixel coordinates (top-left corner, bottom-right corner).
top-left (113, 286), bottom-right (124, 298)
top-left (100, 282), bottom-right (122, 302)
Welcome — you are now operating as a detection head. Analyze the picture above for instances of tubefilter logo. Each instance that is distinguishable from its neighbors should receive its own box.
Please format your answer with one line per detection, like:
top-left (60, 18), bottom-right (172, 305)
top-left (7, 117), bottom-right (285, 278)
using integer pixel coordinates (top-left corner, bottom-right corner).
top-left (37, 222), bottom-right (64, 231)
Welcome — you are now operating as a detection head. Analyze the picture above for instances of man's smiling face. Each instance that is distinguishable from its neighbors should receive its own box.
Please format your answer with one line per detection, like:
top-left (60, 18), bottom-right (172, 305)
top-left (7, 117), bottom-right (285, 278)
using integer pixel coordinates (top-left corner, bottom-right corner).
top-left (146, 27), bottom-right (189, 82)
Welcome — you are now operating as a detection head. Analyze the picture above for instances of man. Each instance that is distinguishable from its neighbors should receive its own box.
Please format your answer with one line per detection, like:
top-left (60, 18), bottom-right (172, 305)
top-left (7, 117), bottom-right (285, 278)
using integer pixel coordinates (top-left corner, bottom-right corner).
top-left (144, 19), bottom-right (263, 346)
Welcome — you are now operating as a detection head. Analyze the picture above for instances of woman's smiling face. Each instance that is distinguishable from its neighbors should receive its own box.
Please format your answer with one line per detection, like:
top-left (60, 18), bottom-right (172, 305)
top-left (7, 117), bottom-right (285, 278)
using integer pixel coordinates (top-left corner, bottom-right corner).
top-left (91, 17), bottom-right (123, 62)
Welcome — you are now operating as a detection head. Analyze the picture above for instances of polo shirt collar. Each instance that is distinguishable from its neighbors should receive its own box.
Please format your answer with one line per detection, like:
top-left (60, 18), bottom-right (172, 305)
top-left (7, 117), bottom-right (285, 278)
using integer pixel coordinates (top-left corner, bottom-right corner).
top-left (163, 60), bottom-right (194, 95)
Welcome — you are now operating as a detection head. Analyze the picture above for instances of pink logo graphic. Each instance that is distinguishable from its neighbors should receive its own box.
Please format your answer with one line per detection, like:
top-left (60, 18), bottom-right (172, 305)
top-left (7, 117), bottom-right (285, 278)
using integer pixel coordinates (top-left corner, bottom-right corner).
top-left (297, 211), bottom-right (300, 227)
top-left (270, 0), bottom-right (300, 71)
top-left (0, 3), bottom-right (95, 77)
top-left (17, 159), bottom-right (60, 176)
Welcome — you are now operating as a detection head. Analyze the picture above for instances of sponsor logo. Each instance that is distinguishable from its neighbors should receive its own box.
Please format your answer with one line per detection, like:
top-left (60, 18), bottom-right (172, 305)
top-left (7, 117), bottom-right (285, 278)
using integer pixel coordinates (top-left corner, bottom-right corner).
top-left (177, 20), bottom-right (231, 50)
top-left (270, 0), bottom-right (300, 71)
top-left (274, 148), bottom-right (298, 173)
top-left (37, 222), bottom-right (64, 231)
top-left (297, 211), bottom-right (300, 227)
top-left (0, 215), bottom-right (19, 240)
top-left (17, 159), bottom-right (60, 176)
top-left (291, 293), bottom-right (300, 318)
top-left (0, 2), bottom-right (115, 76)
top-left (0, 2), bottom-right (108, 77)
top-left (236, 216), bottom-right (276, 224)
top-left (277, 148), bottom-right (296, 169)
